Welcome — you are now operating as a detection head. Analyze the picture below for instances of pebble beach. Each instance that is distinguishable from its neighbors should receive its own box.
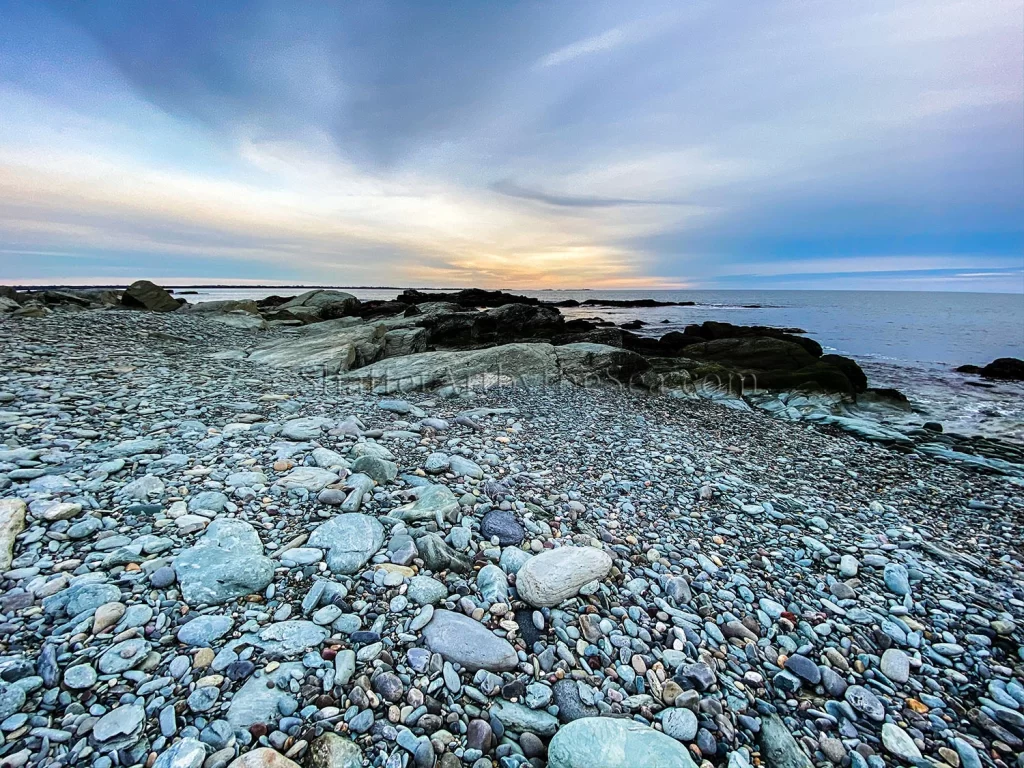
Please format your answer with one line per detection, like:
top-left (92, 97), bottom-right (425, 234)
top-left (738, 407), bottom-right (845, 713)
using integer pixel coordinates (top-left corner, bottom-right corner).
top-left (0, 306), bottom-right (1022, 768)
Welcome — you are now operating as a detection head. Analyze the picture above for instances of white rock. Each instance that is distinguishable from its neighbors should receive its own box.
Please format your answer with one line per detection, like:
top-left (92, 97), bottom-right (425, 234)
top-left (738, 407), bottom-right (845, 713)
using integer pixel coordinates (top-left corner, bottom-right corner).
top-left (515, 546), bottom-right (613, 607)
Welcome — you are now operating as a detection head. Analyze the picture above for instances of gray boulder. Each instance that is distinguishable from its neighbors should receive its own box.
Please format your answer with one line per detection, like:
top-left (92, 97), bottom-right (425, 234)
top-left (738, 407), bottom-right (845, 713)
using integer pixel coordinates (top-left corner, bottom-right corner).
top-left (246, 318), bottom-right (385, 373)
top-left (120, 280), bottom-right (180, 312)
top-left (184, 299), bottom-right (259, 314)
top-left (173, 520), bottom-right (274, 605)
top-left (280, 289), bottom-right (359, 319)
top-left (307, 514), bottom-right (384, 574)
top-left (553, 342), bottom-right (649, 385)
top-left (338, 342), bottom-right (646, 395)
top-left (339, 343), bottom-right (559, 394)
top-left (421, 609), bottom-right (518, 671)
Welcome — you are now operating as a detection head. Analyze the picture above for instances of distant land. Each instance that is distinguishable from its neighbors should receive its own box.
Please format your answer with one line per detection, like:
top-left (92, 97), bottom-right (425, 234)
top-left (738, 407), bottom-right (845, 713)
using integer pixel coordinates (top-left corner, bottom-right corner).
top-left (9, 284), bottom-right (594, 292)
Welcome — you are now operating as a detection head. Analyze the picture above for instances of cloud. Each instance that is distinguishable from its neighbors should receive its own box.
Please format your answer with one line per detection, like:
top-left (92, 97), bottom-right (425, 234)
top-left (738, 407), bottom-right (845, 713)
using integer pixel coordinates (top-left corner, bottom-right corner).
top-left (0, 0), bottom-right (1019, 290)
top-left (490, 179), bottom-right (689, 208)
top-left (534, 26), bottom-right (630, 68)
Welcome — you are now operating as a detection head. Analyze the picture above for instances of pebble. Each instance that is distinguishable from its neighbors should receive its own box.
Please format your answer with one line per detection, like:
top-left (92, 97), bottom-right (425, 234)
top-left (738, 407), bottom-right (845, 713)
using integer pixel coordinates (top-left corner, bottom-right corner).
top-left (0, 307), bottom-right (1019, 768)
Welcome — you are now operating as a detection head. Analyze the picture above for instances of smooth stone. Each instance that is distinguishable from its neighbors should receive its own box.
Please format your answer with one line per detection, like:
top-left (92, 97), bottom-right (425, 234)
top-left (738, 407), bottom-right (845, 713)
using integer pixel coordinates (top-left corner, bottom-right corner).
top-left (227, 748), bottom-right (301, 768)
top-left (515, 546), bottom-right (613, 607)
top-left (547, 716), bottom-right (698, 768)
top-left (421, 610), bottom-right (518, 671)
top-left (408, 576), bottom-right (448, 605)
top-left (177, 615), bottom-right (234, 647)
top-left (489, 700), bottom-right (559, 736)
top-left (480, 509), bottom-right (525, 546)
top-left (244, 621), bottom-right (329, 657)
top-left (661, 708), bottom-right (699, 742)
top-left (881, 723), bottom-right (922, 761)
top-left (226, 663), bottom-right (303, 728)
top-left (880, 648), bottom-right (910, 684)
top-left (153, 737), bottom-right (208, 768)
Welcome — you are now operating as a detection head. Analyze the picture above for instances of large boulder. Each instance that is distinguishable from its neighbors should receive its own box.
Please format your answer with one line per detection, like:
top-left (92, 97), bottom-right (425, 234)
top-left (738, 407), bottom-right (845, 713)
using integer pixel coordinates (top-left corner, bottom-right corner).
top-left (419, 303), bottom-right (565, 348)
top-left (547, 717), bottom-right (698, 768)
top-left (679, 337), bottom-right (865, 394)
top-left (338, 343), bottom-right (559, 394)
top-left (245, 318), bottom-right (387, 373)
top-left (383, 327), bottom-right (428, 358)
top-left (173, 520), bottom-right (274, 605)
top-left (956, 357), bottom-right (1024, 381)
top-left (0, 286), bottom-right (25, 304)
top-left (485, 303), bottom-right (563, 338)
top-left (553, 343), bottom-right (649, 386)
top-left (184, 299), bottom-right (260, 314)
top-left (120, 280), bottom-right (180, 312)
top-left (279, 290), bottom-right (359, 320)
top-left (685, 337), bottom-right (818, 370)
top-left (338, 342), bottom-right (647, 394)
top-left (684, 320), bottom-right (822, 357)
top-left (397, 288), bottom-right (540, 308)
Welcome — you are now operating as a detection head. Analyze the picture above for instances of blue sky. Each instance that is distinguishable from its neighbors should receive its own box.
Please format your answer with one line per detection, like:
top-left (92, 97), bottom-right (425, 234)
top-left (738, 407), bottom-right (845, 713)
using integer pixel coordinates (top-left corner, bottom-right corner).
top-left (1, 0), bottom-right (1022, 291)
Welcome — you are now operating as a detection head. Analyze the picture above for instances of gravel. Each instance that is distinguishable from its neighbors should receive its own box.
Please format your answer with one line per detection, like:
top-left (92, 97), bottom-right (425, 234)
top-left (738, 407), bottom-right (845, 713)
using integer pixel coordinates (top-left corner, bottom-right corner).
top-left (0, 308), bottom-right (1021, 768)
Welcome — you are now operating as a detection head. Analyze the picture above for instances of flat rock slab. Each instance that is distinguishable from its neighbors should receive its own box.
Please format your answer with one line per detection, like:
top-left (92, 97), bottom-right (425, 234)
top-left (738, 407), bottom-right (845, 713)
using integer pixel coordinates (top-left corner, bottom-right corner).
top-left (515, 546), bottom-right (613, 607)
top-left (275, 467), bottom-right (339, 492)
top-left (307, 513), bottom-right (384, 574)
top-left (547, 716), bottom-right (698, 768)
top-left (227, 663), bottom-right (304, 729)
top-left (173, 519), bottom-right (274, 606)
top-left (177, 615), bottom-right (234, 647)
top-left (242, 620), bottom-right (329, 657)
top-left (421, 609), bottom-right (518, 671)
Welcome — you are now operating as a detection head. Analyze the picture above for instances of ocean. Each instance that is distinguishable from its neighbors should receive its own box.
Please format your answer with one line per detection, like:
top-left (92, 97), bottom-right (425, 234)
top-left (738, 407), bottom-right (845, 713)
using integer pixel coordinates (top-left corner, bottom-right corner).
top-left (174, 287), bottom-right (1024, 442)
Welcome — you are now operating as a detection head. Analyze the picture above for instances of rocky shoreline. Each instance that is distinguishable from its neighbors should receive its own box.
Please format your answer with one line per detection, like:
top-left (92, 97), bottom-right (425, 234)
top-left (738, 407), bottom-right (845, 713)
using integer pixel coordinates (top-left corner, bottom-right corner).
top-left (0, 287), bottom-right (1022, 768)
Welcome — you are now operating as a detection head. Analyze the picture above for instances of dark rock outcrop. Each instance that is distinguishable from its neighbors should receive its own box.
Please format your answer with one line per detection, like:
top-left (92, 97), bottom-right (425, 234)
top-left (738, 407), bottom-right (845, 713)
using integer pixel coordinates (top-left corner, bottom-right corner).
top-left (120, 280), bottom-right (181, 312)
top-left (956, 357), bottom-right (1024, 381)
top-left (279, 290), bottom-right (360, 321)
top-left (641, 337), bottom-right (867, 395)
top-left (397, 288), bottom-right (541, 308)
top-left (682, 321), bottom-right (821, 357)
top-left (420, 303), bottom-right (564, 348)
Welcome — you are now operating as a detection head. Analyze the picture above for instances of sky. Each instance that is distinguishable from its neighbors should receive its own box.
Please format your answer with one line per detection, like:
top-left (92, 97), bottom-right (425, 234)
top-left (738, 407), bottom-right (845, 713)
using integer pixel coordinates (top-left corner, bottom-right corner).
top-left (1, 0), bottom-right (1022, 291)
